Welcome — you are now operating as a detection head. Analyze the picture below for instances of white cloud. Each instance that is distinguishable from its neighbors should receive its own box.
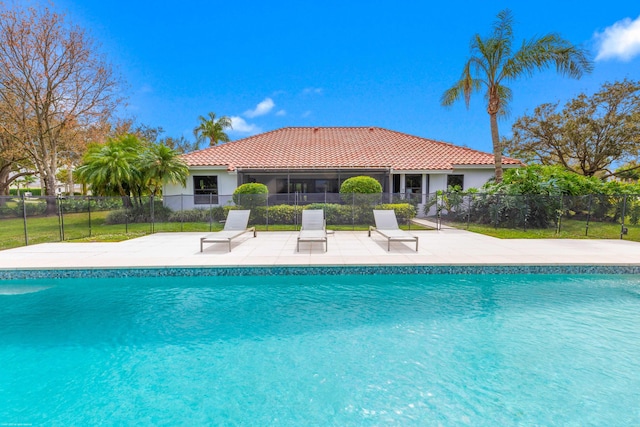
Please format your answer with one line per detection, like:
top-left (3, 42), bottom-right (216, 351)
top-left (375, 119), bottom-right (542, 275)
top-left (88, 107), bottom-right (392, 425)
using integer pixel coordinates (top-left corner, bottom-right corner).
top-left (230, 116), bottom-right (261, 134)
top-left (302, 87), bottom-right (323, 95)
top-left (244, 97), bottom-right (275, 118)
top-left (595, 15), bottom-right (640, 61)
top-left (276, 109), bottom-right (286, 116)
top-left (301, 110), bottom-right (312, 118)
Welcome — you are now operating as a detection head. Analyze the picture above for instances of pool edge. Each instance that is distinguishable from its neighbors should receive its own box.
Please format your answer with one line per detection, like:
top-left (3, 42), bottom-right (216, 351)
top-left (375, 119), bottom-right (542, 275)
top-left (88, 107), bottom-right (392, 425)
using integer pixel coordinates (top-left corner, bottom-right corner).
top-left (2, 264), bottom-right (640, 280)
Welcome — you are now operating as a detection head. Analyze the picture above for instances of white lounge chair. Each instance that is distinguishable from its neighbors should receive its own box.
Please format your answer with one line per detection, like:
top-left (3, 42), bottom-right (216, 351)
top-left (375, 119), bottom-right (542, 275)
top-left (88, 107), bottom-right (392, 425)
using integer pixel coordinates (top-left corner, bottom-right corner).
top-left (200, 210), bottom-right (256, 252)
top-left (297, 209), bottom-right (327, 252)
top-left (368, 209), bottom-right (418, 251)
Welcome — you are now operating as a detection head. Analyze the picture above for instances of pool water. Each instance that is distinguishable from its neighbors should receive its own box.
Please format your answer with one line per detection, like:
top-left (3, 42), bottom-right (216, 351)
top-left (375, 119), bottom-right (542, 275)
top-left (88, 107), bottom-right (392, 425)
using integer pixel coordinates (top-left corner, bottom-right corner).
top-left (1, 273), bottom-right (640, 425)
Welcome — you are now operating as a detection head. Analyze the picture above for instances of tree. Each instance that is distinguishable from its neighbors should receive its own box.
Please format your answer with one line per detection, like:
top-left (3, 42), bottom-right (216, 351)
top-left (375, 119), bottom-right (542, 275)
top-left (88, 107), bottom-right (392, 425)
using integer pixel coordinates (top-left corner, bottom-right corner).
top-left (76, 135), bottom-right (142, 207)
top-left (0, 4), bottom-right (120, 212)
top-left (193, 112), bottom-right (232, 146)
top-left (505, 80), bottom-right (640, 178)
top-left (77, 134), bottom-right (189, 204)
top-left (160, 135), bottom-right (203, 154)
top-left (0, 93), bottom-right (36, 197)
top-left (441, 9), bottom-right (592, 182)
top-left (138, 144), bottom-right (188, 196)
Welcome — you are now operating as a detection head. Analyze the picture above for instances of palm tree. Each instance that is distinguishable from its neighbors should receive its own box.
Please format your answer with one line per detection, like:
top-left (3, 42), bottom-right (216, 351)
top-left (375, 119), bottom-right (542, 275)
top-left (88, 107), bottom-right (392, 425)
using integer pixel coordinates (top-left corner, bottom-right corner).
top-left (76, 134), bottom-right (142, 207)
top-left (441, 9), bottom-right (592, 182)
top-left (193, 112), bottom-right (233, 147)
top-left (138, 143), bottom-right (189, 196)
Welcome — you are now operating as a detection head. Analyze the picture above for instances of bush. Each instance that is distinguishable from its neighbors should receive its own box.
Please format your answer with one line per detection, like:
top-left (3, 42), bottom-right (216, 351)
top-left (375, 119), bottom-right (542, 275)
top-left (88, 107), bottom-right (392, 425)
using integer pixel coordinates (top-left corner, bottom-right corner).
top-left (10, 188), bottom-right (42, 196)
top-left (18, 200), bottom-right (47, 216)
top-left (266, 204), bottom-right (301, 224)
top-left (339, 176), bottom-right (382, 194)
top-left (105, 202), bottom-right (173, 224)
top-left (232, 183), bottom-right (268, 208)
top-left (306, 203), bottom-right (353, 225)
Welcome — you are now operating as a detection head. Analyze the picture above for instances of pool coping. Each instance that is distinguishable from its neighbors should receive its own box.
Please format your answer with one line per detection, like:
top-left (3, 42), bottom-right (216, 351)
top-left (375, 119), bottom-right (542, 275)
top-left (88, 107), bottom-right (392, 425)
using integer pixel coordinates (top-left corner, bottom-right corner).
top-left (2, 264), bottom-right (640, 280)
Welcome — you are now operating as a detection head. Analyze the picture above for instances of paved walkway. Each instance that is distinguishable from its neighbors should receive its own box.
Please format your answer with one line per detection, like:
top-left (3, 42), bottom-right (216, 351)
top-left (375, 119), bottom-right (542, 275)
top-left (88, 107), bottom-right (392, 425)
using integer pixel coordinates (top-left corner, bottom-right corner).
top-left (1, 228), bottom-right (639, 269)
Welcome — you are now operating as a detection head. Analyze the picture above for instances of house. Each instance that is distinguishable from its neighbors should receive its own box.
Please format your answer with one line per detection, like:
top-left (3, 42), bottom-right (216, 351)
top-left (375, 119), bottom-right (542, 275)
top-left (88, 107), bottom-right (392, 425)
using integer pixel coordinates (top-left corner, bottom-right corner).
top-left (163, 126), bottom-right (522, 211)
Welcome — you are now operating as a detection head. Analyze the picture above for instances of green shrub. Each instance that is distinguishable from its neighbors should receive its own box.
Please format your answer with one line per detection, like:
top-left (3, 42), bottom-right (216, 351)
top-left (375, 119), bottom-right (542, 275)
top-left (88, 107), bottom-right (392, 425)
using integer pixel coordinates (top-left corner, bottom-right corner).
top-left (339, 176), bottom-right (383, 206)
top-left (168, 209), bottom-right (209, 223)
top-left (306, 203), bottom-right (353, 225)
top-left (266, 204), bottom-right (301, 224)
top-left (10, 188), bottom-right (42, 196)
top-left (17, 200), bottom-right (47, 216)
top-left (232, 183), bottom-right (268, 208)
top-left (105, 202), bottom-right (173, 224)
top-left (167, 207), bottom-right (226, 223)
top-left (339, 176), bottom-right (382, 194)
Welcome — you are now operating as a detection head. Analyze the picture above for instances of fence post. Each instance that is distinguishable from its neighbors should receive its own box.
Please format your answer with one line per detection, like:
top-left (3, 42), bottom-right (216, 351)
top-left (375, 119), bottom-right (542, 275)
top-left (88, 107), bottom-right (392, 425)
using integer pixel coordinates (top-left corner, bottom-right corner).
top-left (209, 193), bottom-right (213, 232)
top-left (466, 194), bottom-right (472, 230)
top-left (620, 194), bottom-right (628, 240)
top-left (523, 194), bottom-right (528, 232)
top-left (180, 194), bottom-right (184, 232)
top-left (88, 196), bottom-right (92, 237)
top-left (22, 193), bottom-right (29, 246)
top-left (585, 194), bottom-right (592, 236)
top-left (352, 192), bottom-right (355, 231)
top-left (266, 191), bottom-right (270, 231)
top-left (555, 195), bottom-right (563, 235)
top-left (57, 195), bottom-right (65, 241)
top-left (150, 195), bottom-right (155, 234)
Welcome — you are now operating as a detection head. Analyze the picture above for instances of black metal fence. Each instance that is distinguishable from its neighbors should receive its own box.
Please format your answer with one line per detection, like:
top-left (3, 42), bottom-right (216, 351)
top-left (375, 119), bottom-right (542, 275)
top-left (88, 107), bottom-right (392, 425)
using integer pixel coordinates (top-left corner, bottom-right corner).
top-left (428, 192), bottom-right (640, 240)
top-left (2, 192), bottom-right (639, 251)
top-left (0, 192), bottom-right (425, 250)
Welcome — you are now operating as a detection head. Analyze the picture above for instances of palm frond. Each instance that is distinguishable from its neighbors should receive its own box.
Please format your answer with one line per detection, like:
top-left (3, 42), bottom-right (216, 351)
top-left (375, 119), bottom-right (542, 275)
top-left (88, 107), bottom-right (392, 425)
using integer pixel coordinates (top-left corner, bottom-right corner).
top-left (503, 33), bottom-right (593, 80)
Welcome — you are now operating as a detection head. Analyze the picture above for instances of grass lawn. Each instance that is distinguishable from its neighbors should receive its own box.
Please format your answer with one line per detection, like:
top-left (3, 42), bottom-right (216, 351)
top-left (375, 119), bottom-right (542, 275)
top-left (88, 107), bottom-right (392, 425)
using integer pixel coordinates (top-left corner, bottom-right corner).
top-left (0, 211), bottom-right (433, 250)
top-left (446, 219), bottom-right (639, 241)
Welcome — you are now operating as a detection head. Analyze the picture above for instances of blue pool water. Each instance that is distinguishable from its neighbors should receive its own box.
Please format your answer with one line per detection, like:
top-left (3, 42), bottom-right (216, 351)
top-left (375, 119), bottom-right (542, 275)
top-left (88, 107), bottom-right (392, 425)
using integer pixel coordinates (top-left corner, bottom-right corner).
top-left (1, 273), bottom-right (640, 425)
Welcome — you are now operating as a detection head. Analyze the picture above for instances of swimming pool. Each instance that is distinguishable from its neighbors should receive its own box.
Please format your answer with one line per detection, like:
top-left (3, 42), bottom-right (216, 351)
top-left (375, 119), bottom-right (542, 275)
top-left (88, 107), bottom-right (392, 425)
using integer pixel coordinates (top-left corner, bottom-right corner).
top-left (1, 270), bottom-right (639, 425)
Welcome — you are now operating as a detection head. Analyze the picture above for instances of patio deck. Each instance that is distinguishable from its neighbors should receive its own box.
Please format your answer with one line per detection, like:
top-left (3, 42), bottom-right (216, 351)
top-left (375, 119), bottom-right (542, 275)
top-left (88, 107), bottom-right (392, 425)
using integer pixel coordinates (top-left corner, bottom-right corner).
top-left (1, 228), bottom-right (640, 269)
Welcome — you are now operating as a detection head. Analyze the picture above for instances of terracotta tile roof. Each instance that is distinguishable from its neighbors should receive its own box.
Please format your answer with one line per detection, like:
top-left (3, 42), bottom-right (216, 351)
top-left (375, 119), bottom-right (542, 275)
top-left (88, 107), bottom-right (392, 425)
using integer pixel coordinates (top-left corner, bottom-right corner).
top-left (181, 127), bottom-right (522, 171)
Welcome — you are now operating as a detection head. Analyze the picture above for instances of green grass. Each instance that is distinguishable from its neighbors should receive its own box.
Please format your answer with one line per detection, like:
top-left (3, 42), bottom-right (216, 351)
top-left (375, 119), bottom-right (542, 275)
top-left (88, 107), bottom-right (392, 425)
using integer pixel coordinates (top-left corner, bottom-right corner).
top-left (2, 210), bottom-right (632, 252)
top-left (446, 219), bottom-right (639, 241)
top-left (0, 211), bottom-right (433, 250)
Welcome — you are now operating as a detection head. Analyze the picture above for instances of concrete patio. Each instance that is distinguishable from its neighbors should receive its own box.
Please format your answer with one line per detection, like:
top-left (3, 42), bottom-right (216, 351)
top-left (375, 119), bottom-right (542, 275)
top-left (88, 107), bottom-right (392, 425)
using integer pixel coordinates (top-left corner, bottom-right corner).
top-left (1, 228), bottom-right (640, 269)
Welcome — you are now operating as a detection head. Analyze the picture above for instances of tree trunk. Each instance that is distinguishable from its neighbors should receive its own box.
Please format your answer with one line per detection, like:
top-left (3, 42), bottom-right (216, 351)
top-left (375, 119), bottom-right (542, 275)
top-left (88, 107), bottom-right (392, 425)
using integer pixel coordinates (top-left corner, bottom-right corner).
top-left (44, 173), bottom-right (58, 215)
top-left (489, 112), bottom-right (503, 183)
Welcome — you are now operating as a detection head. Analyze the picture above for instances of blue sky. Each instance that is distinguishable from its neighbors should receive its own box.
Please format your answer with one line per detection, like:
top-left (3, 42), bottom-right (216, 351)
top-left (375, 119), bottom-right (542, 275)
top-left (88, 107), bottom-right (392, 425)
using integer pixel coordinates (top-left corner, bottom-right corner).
top-left (56, 0), bottom-right (640, 154)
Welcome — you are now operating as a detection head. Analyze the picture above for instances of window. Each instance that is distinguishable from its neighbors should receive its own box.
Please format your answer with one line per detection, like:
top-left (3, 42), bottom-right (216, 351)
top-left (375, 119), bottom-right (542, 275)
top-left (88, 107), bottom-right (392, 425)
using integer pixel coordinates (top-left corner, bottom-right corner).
top-left (405, 175), bottom-right (422, 194)
top-left (193, 176), bottom-right (218, 204)
top-left (447, 174), bottom-right (464, 190)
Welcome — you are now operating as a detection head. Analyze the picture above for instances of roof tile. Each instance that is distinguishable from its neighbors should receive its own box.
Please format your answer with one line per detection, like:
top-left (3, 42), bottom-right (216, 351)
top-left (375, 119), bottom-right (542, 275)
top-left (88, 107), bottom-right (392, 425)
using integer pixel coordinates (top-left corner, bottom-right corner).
top-left (181, 127), bottom-right (522, 171)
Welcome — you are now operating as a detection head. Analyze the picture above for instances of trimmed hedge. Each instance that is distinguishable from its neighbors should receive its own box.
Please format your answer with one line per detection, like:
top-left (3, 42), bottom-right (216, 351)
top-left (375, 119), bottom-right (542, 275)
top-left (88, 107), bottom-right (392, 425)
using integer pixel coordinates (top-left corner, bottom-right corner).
top-left (9, 188), bottom-right (42, 196)
top-left (105, 202), bottom-right (173, 224)
top-left (233, 183), bottom-right (268, 208)
top-left (339, 176), bottom-right (382, 194)
top-left (305, 203), bottom-right (415, 225)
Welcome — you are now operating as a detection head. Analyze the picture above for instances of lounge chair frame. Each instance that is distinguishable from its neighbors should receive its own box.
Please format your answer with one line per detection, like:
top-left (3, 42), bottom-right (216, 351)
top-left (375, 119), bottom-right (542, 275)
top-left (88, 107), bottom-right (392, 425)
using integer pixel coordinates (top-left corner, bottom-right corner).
top-left (368, 209), bottom-right (418, 251)
top-left (200, 210), bottom-right (256, 252)
top-left (297, 209), bottom-right (327, 252)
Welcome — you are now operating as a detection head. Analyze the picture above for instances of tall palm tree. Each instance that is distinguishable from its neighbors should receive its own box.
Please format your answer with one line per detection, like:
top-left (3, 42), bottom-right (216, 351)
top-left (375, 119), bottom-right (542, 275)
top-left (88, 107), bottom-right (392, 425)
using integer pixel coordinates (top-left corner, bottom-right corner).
top-left (441, 9), bottom-right (592, 182)
top-left (138, 143), bottom-right (189, 196)
top-left (193, 112), bottom-right (233, 147)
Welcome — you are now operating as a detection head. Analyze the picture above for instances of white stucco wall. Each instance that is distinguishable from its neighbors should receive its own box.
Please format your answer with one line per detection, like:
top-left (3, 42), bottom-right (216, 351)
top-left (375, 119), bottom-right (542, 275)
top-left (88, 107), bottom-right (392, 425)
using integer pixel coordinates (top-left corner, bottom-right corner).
top-left (452, 168), bottom-right (495, 190)
top-left (163, 166), bottom-right (512, 212)
top-left (163, 169), bottom-right (237, 210)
